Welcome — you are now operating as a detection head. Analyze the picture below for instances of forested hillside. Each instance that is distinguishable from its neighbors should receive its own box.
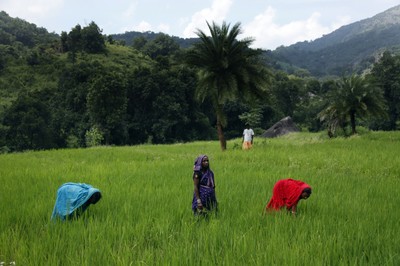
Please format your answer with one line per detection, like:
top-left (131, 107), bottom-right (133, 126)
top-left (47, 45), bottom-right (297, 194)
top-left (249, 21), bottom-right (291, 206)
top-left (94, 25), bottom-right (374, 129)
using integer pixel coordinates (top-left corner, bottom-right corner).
top-left (269, 5), bottom-right (400, 77)
top-left (107, 5), bottom-right (400, 78)
top-left (0, 11), bottom-right (217, 151)
top-left (1, 10), bottom-right (399, 153)
top-left (111, 31), bottom-right (199, 48)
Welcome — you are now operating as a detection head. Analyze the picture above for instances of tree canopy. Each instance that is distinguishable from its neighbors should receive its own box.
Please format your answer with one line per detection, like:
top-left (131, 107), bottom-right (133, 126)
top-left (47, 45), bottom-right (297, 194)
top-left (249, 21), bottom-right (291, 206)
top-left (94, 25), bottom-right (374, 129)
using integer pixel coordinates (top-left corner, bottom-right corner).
top-left (185, 21), bottom-right (271, 150)
top-left (319, 74), bottom-right (387, 136)
top-left (0, 14), bottom-right (399, 153)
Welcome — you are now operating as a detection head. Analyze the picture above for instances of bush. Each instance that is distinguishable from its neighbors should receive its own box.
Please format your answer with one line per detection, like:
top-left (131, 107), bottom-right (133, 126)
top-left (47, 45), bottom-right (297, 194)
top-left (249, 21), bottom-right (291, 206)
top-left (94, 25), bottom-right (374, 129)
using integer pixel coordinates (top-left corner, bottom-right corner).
top-left (0, 146), bottom-right (10, 154)
top-left (66, 134), bottom-right (80, 148)
top-left (85, 126), bottom-right (103, 147)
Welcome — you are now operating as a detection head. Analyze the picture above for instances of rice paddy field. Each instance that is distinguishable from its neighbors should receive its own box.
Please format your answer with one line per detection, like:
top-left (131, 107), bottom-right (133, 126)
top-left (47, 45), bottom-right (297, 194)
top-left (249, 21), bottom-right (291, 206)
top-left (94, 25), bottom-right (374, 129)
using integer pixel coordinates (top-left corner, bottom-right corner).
top-left (1, 131), bottom-right (400, 265)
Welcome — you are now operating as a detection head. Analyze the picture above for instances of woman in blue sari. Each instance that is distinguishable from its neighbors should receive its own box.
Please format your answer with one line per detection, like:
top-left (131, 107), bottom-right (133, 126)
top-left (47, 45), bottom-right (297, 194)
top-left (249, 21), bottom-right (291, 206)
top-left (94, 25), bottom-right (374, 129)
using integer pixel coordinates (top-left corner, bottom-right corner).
top-left (51, 182), bottom-right (102, 220)
top-left (191, 155), bottom-right (218, 215)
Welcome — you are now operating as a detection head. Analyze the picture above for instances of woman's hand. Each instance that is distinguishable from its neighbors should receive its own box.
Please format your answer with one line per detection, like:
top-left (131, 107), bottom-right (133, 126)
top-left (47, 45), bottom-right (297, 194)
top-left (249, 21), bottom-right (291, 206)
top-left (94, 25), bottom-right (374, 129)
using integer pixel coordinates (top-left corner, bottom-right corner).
top-left (197, 198), bottom-right (203, 210)
top-left (291, 205), bottom-right (297, 216)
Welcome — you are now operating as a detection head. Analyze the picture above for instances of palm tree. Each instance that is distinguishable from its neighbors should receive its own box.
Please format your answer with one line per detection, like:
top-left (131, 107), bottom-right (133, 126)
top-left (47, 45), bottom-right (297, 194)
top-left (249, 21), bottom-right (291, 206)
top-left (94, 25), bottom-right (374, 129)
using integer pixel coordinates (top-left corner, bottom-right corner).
top-left (318, 101), bottom-right (345, 138)
top-left (319, 74), bottom-right (387, 136)
top-left (185, 21), bottom-right (270, 150)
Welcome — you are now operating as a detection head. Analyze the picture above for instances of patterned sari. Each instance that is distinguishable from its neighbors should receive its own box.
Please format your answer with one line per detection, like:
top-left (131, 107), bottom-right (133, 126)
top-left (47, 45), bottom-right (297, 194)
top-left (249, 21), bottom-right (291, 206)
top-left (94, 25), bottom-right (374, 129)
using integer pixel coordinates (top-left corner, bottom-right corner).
top-left (191, 155), bottom-right (218, 213)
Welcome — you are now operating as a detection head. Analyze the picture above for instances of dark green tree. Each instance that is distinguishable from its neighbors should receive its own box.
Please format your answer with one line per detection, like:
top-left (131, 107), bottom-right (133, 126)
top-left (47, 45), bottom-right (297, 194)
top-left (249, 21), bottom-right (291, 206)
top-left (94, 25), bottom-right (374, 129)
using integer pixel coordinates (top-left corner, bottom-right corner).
top-left (371, 51), bottom-right (400, 130)
top-left (53, 61), bottom-right (102, 147)
top-left (238, 105), bottom-right (263, 128)
top-left (143, 33), bottom-right (180, 59)
top-left (126, 67), bottom-right (159, 144)
top-left (185, 21), bottom-right (270, 150)
top-left (0, 28), bottom-right (13, 45)
top-left (125, 65), bottom-right (212, 144)
top-left (317, 92), bottom-right (346, 137)
top-left (132, 36), bottom-right (148, 51)
top-left (3, 93), bottom-right (55, 151)
top-left (271, 72), bottom-right (306, 118)
top-left (150, 67), bottom-right (196, 143)
top-left (81, 22), bottom-right (106, 54)
top-left (60, 31), bottom-right (68, 52)
top-left (67, 24), bottom-right (82, 62)
top-left (87, 70), bottom-right (128, 145)
top-left (222, 100), bottom-right (250, 138)
top-left (319, 75), bottom-right (387, 136)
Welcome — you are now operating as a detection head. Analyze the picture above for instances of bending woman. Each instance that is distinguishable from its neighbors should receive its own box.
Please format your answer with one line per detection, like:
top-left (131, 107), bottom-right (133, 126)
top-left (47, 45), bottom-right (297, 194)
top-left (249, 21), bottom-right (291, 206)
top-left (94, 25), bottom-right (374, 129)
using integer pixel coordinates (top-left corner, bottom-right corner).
top-left (191, 155), bottom-right (218, 215)
top-left (51, 182), bottom-right (102, 220)
top-left (266, 178), bottom-right (311, 215)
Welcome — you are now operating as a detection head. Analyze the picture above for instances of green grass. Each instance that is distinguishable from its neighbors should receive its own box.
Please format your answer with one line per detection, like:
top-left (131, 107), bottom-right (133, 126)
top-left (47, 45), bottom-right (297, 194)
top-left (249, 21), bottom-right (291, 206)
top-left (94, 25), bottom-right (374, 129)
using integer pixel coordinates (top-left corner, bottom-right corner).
top-left (1, 132), bottom-right (400, 265)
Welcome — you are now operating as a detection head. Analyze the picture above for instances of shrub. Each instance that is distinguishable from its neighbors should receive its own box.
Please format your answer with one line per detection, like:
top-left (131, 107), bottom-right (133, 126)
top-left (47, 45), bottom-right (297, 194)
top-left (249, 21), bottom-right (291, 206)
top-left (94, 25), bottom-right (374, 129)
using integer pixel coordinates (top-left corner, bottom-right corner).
top-left (85, 126), bottom-right (103, 147)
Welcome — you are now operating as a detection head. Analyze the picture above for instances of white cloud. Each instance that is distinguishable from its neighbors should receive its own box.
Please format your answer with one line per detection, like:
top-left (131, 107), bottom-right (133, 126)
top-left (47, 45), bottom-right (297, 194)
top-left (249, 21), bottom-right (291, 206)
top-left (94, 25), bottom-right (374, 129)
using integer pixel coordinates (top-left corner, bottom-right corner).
top-left (243, 6), bottom-right (349, 50)
top-left (157, 23), bottom-right (171, 34)
top-left (0, 0), bottom-right (63, 18)
top-left (331, 15), bottom-right (352, 31)
top-left (122, 2), bottom-right (138, 19)
top-left (122, 21), bottom-right (170, 34)
top-left (132, 21), bottom-right (153, 32)
top-left (182, 0), bottom-right (233, 38)
top-left (1, 0), bottom-right (394, 49)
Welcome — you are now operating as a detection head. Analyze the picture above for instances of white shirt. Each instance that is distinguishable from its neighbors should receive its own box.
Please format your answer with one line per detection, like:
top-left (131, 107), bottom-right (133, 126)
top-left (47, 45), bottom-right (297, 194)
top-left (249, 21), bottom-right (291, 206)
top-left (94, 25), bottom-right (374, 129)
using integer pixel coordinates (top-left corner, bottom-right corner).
top-left (243, 128), bottom-right (254, 142)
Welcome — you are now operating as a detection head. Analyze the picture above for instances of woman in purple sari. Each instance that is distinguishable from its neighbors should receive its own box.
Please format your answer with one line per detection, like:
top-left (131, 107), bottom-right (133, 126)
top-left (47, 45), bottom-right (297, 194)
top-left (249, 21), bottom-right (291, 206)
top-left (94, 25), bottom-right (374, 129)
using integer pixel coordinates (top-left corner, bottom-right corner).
top-left (192, 155), bottom-right (218, 215)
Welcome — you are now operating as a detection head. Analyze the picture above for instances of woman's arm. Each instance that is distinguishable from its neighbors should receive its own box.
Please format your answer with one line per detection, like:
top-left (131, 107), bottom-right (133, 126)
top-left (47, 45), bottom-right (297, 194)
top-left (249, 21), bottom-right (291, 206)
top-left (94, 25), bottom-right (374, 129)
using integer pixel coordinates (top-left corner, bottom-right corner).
top-left (193, 173), bottom-right (203, 209)
top-left (291, 205), bottom-right (297, 216)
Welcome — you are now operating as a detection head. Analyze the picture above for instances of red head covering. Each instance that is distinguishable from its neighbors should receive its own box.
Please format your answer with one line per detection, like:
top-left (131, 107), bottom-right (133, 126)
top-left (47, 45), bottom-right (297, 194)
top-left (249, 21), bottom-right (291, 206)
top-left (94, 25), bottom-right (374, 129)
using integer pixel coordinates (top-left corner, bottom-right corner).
top-left (266, 179), bottom-right (311, 210)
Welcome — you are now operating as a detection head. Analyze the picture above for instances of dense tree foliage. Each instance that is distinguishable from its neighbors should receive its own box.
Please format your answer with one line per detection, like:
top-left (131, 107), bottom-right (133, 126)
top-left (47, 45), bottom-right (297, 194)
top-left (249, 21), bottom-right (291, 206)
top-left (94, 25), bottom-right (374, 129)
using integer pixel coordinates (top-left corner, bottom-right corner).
top-left (81, 22), bottom-right (106, 54)
top-left (0, 11), bottom-right (58, 47)
top-left (60, 22), bottom-right (106, 62)
top-left (185, 21), bottom-right (271, 150)
top-left (370, 52), bottom-right (400, 130)
top-left (87, 70), bottom-right (128, 144)
top-left (318, 75), bottom-right (387, 136)
top-left (0, 13), bottom-right (399, 153)
top-left (3, 90), bottom-right (56, 150)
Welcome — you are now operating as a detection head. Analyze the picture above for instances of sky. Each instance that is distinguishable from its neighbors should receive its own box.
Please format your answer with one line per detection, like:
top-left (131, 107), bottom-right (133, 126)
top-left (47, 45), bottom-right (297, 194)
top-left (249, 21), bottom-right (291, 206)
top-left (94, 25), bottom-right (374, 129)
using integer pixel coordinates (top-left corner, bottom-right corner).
top-left (1, 0), bottom-right (399, 50)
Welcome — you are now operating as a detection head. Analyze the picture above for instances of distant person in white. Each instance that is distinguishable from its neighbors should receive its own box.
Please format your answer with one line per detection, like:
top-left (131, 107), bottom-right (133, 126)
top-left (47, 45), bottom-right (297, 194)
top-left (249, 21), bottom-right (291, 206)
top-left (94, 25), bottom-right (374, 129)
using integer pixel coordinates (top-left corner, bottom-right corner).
top-left (242, 127), bottom-right (254, 150)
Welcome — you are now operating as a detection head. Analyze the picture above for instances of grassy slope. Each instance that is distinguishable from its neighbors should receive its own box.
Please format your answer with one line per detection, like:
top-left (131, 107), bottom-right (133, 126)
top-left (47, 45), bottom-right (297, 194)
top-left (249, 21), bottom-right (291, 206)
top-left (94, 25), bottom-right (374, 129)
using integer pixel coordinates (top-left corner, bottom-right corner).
top-left (0, 132), bottom-right (400, 265)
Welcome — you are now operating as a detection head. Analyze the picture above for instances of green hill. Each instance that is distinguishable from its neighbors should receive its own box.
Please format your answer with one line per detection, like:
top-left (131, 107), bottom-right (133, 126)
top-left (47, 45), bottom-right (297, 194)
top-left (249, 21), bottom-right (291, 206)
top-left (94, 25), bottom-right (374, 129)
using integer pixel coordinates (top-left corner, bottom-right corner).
top-left (0, 11), bottom-right (58, 47)
top-left (1, 10), bottom-right (399, 153)
top-left (109, 5), bottom-right (400, 78)
top-left (0, 13), bottom-right (220, 151)
top-left (269, 5), bottom-right (400, 77)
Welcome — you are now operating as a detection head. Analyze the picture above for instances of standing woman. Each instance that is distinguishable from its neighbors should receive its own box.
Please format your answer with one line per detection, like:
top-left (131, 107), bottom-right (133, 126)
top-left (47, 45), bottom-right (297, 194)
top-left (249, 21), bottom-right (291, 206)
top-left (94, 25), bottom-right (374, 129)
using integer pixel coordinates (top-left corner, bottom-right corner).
top-left (192, 155), bottom-right (218, 215)
top-left (266, 178), bottom-right (312, 216)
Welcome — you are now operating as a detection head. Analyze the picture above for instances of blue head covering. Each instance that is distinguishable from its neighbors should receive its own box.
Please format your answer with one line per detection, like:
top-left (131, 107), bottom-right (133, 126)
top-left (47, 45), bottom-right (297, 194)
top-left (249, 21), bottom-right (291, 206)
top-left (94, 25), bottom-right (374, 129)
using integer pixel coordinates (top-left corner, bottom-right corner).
top-left (51, 182), bottom-right (101, 220)
top-left (193, 155), bottom-right (208, 171)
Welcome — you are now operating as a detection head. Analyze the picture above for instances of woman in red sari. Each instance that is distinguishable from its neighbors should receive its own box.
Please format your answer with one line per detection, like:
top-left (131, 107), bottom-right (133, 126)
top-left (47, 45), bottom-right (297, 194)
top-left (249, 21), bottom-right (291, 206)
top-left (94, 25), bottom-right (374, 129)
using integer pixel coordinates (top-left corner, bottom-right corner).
top-left (266, 178), bottom-right (312, 215)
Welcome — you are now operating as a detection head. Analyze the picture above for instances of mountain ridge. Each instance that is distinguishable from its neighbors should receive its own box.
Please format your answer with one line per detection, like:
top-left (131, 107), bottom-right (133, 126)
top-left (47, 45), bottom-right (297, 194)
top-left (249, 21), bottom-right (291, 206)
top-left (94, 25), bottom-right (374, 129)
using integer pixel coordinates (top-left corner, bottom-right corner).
top-left (296, 4), bottom-right (400, 51)
top-left (1, 5), bottom-right (400, 78)
top-left (270, 4), bottom-right (400, 77)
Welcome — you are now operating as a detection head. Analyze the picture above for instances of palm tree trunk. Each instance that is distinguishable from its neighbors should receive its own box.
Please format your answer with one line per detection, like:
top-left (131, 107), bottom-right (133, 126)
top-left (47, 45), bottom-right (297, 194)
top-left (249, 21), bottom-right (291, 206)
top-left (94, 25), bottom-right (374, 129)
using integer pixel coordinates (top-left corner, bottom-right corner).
top-left (216, 116), bottom-right (227, 151)
top-left (350, 111), bottom-right (357, 135)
